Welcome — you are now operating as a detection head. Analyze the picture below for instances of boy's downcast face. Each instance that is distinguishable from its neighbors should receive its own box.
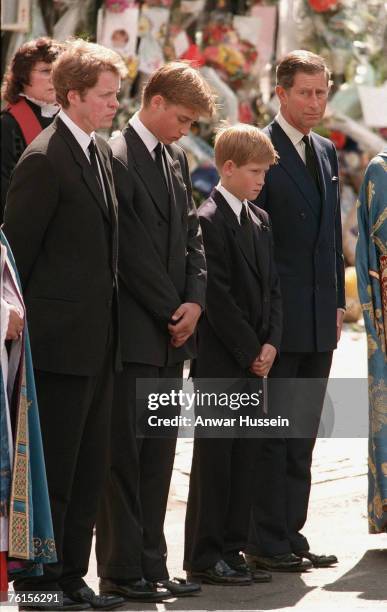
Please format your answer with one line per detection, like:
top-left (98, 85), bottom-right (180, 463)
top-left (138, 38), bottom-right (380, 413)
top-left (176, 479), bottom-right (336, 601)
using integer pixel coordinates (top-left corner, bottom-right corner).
top-left (224, 160), bottom-right (270, 202)
top-left (149, 97), bottom-right (200, 144)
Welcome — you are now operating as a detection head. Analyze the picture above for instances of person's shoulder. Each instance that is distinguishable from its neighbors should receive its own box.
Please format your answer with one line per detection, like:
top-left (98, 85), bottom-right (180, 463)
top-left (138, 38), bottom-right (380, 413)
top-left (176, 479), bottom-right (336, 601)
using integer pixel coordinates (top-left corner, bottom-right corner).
top-left (248, 202), bottom-right (270, 225)
top-left (312, 131), bottom-right (335, 153)
top-left (109, 130), bottom-right (129, 165)
top-left (198, 196), bottom-right (217, 220)
top-left (167, 142), bottom-right (187, 165)
top-left (366, 150), bottom-right (387, 181)
top-left (0, 109), bottom-right (19, 129)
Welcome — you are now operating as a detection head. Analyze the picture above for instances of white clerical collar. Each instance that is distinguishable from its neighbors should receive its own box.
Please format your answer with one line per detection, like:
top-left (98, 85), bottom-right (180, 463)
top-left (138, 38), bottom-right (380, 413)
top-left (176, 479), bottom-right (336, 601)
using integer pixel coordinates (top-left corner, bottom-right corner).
top-left (58, 109), bottom-right (96, 156)
top-left (129, 111), bottom-right (159, 155)
top-left (216, 183), bottom-right (247, 224)
top-left (275, 111), bottom-right (307, 147)
top-left (19, 93), bottom-right (59, 118)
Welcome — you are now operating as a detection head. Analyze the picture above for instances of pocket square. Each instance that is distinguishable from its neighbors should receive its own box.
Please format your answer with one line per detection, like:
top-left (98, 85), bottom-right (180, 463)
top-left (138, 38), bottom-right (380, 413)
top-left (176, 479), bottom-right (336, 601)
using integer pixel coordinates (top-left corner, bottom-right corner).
top-left (331, 176), bottom-right (338, 182)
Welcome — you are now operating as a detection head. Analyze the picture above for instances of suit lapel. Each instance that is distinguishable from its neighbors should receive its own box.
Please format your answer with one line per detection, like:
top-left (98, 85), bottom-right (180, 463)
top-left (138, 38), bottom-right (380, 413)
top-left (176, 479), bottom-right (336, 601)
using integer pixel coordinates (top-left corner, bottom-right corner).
top-left (212, 189), bottom-right (261, 281)
top-left (163, 148), bottom-right (187, 257)
top-left (310, 134), bottom-right (330, 242)
top-left (95, 143), bottom-right (116, 225)
top-left (270, 121), bottom-right (321, 219)
top-left (248, 205), bottom-right (268, 283)
top-left (124, 125), bottom-right (170, 221)
top-left (56, 117), bottom-right (110, 222)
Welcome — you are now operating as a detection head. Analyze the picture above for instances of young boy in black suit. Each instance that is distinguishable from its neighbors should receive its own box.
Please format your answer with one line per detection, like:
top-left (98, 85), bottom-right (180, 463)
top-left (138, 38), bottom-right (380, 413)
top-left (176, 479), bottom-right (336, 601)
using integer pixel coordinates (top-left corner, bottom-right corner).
top-left (184, 124), bottom-right (282, 585)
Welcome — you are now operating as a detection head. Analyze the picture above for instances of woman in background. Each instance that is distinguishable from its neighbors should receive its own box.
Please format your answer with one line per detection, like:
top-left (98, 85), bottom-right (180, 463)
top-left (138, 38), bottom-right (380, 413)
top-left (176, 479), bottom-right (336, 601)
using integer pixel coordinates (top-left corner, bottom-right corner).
top-left (356, 146), bottom-right (387, 534)
top-left (1, 37), bottom-right (62, 220)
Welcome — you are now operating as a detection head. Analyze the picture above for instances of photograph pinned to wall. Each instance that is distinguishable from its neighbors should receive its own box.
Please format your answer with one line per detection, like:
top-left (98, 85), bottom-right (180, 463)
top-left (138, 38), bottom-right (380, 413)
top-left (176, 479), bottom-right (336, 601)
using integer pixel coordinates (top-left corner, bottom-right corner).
top-left (98, 5), bottom-right (139, 58)
top-left (138, 6), bottom-right (170, 44)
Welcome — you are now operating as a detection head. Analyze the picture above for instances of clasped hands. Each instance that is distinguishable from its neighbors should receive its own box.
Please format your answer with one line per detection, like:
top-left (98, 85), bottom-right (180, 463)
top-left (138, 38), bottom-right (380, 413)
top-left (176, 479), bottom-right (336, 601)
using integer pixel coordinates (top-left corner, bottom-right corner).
top-left (249, 343), bottom-right (277, 377)
top-left (168, 302), bottom-right (202, 348)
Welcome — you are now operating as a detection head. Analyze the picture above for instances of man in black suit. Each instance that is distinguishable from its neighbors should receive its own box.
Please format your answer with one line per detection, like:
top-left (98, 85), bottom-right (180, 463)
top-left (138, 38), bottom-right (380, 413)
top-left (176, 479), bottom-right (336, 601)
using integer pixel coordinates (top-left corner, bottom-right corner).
top-left (245, 50), bottom-right (345, 573)
top-left (183, 124), bottom-right (282, 585)
top-left (96, 62), bottom-right (216, 601)
top-left (3, 40), bottom-right (127, 611)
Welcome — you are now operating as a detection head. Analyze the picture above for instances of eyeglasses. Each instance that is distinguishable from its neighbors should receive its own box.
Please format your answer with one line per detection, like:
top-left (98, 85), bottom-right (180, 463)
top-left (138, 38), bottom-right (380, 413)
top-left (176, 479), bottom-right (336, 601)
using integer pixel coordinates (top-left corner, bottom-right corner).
top-left (32, 68), bottom-right (52, 76)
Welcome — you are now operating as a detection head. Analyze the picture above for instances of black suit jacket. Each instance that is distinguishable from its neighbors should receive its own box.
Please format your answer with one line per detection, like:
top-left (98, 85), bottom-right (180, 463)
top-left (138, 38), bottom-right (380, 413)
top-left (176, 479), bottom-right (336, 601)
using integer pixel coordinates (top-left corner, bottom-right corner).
top-left (3, 116), bottom-right (118, 376)
top-left (110, 124), bottom-right (206, 366)
top-left (255, 120), bottom-right (345, 353)
top-left (193, 189), bottom-right (282, 378)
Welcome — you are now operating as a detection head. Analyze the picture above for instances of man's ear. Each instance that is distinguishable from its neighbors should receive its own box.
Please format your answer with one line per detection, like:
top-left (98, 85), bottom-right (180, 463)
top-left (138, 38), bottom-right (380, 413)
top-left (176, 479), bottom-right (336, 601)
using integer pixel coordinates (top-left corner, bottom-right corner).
top-left (67, 89), bottom-right (81, 107)
top-left (275, 85), bottom-right (287, 107)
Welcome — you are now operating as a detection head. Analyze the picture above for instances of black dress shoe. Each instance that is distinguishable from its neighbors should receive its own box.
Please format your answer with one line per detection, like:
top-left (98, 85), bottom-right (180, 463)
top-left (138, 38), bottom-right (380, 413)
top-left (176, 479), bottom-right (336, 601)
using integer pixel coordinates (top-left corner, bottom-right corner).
top-left (227, 560), bottom-right (272, 584)
top-left (100, 578), bottom-right (172, 602)
top-left (245, 552), bottom-right (312, 573)
top-left (154, 578), bottom-right (201, 596)
top-left (66, 586), bottom-right (124, 610)
top-left (295, 551), bottom-right (338, 567)
top-left (188, 559), bottom-right (252, 585)
top-left (19, 596), bottom-right (91, 611)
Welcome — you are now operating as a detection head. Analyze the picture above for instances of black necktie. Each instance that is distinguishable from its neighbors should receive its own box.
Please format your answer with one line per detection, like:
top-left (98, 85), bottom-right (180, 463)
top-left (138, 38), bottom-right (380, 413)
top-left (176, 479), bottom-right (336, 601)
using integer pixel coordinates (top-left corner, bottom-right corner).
top-left (302, 135), bottom-right (320, 191)
top-left (154, 142), bottom-right (168, 189)
top-left (88, 140), bottom-right (103, 192)
top-left (240, 203), bottom-right (255, 260)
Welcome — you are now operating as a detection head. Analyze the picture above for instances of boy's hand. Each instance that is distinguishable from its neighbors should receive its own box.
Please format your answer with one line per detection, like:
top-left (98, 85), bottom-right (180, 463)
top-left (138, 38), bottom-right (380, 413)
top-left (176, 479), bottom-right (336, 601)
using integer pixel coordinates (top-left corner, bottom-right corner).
top-left (168, 303), bottom-right (201, 348)
top-left (249, 343), bottom-right (277, 377)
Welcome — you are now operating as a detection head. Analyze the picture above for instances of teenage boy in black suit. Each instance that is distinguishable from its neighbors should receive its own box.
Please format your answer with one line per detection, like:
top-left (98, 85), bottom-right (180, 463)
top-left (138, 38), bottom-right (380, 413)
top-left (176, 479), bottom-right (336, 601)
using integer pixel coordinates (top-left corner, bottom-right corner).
top-left (96, 62), bottom-right (216, 601)
top-left (184, 124), bottom-right (282, 585)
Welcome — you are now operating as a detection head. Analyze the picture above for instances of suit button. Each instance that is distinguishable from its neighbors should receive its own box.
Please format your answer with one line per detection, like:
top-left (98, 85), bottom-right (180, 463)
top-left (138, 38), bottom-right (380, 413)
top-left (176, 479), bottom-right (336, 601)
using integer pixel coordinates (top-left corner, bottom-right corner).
top-left (300, 212), bottom-right (306, 219)
top-left (315, 248), bottom-right (319, 255)
top-left (315, 284), bottom-right (320, 291)
top-left (158, 220), bottom-right (163, 227)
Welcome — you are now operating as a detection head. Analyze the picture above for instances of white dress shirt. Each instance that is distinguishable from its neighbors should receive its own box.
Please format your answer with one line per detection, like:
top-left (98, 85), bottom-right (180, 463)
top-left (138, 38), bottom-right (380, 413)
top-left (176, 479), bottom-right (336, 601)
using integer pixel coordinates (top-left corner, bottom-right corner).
top-left (275, 111), bottom-right (307, 164)
top-left (58, 109), bottom-right (107, 203)
top-left (216, 183), bottom-right (248, 225)
top-left (129, 112), bottom-right (159, 159)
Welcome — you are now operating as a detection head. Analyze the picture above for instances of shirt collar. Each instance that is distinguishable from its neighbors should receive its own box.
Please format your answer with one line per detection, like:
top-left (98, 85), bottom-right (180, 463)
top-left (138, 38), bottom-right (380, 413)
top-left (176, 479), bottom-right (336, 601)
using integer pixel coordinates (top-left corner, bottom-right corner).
top-left (129, 111), bottom-right (159, 154)
top-left (216, 183), bottom-right (247, 223)
top-left (58, 109), bottom-right (95, 155)
top-left (275, 111), bottom-right (306, 147)
top-left (19, 93), bottom-right (59, 118)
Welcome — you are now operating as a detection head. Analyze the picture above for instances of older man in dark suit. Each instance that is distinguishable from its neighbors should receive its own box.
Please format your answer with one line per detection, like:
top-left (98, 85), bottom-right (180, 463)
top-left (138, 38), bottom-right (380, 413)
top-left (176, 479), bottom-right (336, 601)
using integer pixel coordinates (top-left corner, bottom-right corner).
top-left (245, 50), bottom-right (345, 573)
top-left (96, 62), bottom-right (216, 602)
top-left (3, 40), bottom-right (127, 610)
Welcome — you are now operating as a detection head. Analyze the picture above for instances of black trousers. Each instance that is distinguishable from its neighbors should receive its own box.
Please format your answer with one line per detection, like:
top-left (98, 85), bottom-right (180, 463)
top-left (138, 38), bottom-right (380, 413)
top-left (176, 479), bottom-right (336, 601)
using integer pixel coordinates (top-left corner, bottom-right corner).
top-left (184, 436), bottom-right (257, 571)
top-left (96, 362), bottom-right (183, 582)
top-left (14, 342), bottom-right (114, 593)
top-left (246, 351), bottom-right (333, 557)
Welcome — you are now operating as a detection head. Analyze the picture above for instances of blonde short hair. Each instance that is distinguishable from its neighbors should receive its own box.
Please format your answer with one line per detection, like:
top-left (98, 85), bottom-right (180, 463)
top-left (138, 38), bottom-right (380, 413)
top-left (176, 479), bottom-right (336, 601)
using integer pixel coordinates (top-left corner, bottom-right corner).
top-left (214, 123), bottom-right (279, 170)
top-left (52, 39), bottom-right (127, 108)
top-left (142, 61), bottom-right (216, 118)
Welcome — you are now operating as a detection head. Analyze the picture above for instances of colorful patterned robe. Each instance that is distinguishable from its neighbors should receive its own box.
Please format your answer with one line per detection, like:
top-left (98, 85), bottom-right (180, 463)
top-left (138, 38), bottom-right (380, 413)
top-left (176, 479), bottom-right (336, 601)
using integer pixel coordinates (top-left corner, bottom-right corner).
top-left (0, 230), bottom-right (56, 584)
top-left (356, 147), bottom-right (387, 534)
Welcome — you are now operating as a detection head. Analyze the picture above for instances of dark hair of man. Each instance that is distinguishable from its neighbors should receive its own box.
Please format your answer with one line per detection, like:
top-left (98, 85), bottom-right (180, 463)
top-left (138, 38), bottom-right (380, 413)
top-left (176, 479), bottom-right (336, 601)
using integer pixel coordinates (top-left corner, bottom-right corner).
top-left (276, 50), bottom-right (331, 89)
top-left (1, 37), bottom-right (62, 104)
